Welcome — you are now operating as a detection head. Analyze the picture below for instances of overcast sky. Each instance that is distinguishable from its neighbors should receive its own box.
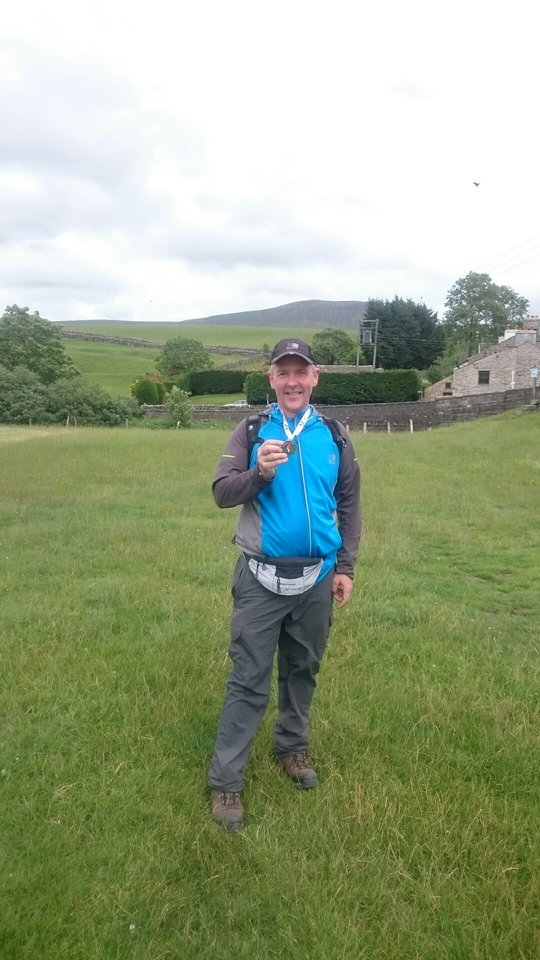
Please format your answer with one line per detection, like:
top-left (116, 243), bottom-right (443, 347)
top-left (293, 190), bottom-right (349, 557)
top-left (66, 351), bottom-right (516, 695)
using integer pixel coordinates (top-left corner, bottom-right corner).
top-left (2, 0), bottom-right (539, 325)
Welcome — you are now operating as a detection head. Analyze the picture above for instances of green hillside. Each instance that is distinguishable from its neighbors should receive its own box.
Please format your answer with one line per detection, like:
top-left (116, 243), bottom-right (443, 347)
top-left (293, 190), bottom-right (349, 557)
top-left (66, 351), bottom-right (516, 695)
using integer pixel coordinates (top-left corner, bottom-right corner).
top-left (60, 321), bottom-right (317, 348)
top-left (61, 324), bottom-right (321, 396)
top-left (64, 340), bottom-right (161, 396)
top-left (62, 328), bottom-right (286, 396)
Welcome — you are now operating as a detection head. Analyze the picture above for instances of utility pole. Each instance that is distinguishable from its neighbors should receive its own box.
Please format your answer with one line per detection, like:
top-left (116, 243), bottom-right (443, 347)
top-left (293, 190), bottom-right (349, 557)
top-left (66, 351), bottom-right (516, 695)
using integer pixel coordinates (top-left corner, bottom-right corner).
top-left (356, 314), bottom-right (363, 369)
top-left (372, 319), bottom-right (379, 371)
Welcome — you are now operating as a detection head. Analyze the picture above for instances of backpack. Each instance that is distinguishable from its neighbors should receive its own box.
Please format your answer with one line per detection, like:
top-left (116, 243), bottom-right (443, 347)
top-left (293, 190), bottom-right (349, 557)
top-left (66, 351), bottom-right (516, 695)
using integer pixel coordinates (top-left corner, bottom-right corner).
top-left (245, 412), bottom-right (347, 463)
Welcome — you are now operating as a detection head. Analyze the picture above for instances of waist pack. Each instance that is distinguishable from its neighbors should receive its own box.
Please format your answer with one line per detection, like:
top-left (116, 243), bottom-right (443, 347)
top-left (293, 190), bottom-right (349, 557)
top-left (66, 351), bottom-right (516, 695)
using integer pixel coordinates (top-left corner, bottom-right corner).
top-left (245, 554), bottom-right (324, 596)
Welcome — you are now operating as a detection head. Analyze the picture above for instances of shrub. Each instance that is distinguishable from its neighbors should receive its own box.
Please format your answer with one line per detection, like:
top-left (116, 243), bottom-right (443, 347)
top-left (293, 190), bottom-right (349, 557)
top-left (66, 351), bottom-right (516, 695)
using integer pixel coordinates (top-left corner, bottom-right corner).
top-left (190, 369), bottom-right (246, 395)
top-left (0, 364), bottom-right (49, 423)
top-left (162, 374), bottom-right (191, 393)
top-left (245, 369), bottom-right (422, 405)
top-left (130, 378), bottom-right (160, 405)
top-left (46, 379), bottom-right (136, 425)
top-left (165, 386), bottom-right (193, 428)
top-left (154, 381), bottom-right (166, 403)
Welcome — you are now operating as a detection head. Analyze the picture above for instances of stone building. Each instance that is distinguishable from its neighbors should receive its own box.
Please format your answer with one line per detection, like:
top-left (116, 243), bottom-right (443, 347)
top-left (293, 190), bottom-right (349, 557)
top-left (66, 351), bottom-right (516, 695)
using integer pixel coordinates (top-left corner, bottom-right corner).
top-left (425, 323), bottom-right (540, 399)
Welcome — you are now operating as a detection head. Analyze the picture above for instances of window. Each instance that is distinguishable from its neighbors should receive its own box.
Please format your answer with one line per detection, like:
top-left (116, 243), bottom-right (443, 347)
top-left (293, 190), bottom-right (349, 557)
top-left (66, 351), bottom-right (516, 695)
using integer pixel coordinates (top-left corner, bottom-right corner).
top-left (478, 370), bottom-right (490, 385)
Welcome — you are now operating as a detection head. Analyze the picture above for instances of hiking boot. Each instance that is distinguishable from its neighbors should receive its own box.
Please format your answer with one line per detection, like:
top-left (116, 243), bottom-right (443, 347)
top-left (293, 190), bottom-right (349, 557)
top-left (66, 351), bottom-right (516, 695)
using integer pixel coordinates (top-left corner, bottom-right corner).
top-left (276, 753), bottom-right (319, 789)
top-left (211, 790), bottom-right (244, 831)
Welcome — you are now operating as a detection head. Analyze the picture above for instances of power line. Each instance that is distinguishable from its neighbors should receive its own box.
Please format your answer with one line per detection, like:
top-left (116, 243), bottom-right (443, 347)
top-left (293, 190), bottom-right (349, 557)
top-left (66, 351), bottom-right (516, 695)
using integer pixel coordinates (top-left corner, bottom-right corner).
top-left (479, 232), bottom-right (540, 274)
top-left (370, 333), bottom-right (446, 346)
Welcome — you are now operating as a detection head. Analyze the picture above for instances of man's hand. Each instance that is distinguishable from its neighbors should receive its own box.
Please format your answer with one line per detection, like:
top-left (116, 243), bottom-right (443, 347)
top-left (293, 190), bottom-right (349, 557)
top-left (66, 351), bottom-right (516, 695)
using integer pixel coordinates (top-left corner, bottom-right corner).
top-left (332, 573), bottom-right (353, 608)
top-left (257, 440), bottom-right (289, 480)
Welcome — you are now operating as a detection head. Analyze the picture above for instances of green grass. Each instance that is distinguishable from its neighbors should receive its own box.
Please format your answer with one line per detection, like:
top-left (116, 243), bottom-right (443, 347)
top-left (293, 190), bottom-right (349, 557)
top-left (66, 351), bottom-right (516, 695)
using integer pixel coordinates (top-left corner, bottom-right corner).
top-left (61, 322), bottom-right (316, 349)
top-left (61, 320), bottom-right (317, 397)
top-left (192, 394), bottom-right (245, 406)
top-left (65, 341), bottom-right (161, 396)
top-left (1, 413), bottom-right (539, 959)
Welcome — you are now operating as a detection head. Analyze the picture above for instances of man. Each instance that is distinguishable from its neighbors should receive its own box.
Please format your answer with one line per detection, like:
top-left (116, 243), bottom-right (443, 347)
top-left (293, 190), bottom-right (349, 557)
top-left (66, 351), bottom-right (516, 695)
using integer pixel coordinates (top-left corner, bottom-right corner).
top-left (208, 337), bottom-right (361, 830)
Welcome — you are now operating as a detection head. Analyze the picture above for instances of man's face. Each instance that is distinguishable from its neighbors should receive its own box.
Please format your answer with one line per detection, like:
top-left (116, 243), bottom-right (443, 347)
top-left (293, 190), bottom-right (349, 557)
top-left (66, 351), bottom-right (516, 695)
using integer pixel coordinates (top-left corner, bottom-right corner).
top-left (268, 356), bottom-right (320, 418)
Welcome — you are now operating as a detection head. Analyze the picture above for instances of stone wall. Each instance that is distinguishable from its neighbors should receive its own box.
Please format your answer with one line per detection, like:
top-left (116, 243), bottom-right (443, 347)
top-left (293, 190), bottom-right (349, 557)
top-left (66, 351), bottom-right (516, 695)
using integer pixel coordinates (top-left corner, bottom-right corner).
top-left (141, 387), bottom-right (535, 430)
top-left (61, 330), bottom-right (264, 357)
top-left (62, 331), bottom-right (162, 347)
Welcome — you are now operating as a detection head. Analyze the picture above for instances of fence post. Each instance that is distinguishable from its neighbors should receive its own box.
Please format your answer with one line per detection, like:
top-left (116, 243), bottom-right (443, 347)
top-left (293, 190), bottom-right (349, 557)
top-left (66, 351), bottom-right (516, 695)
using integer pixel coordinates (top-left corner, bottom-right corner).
top-left (409, 419), bottom-right (414, 433)
top-left (387, 421), bottom-right (391, 434)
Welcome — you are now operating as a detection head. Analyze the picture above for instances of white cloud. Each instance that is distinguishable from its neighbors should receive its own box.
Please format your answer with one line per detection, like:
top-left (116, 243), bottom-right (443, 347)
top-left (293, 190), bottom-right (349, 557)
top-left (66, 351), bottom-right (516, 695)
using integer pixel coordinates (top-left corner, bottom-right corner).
top-left (1, 0), bottom-right (539, 324)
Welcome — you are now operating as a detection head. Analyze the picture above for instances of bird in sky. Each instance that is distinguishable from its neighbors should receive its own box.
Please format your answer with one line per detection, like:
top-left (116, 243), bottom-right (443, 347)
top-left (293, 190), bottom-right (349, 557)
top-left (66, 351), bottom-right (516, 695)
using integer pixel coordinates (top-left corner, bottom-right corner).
top-left (473, 181), bottom-right (480, 186)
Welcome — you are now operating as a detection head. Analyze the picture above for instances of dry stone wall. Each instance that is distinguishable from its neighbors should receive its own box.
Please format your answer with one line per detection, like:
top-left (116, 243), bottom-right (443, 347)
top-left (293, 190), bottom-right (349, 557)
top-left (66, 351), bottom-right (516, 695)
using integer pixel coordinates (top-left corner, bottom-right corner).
top-left (143, 387), bottom-right (536, 430)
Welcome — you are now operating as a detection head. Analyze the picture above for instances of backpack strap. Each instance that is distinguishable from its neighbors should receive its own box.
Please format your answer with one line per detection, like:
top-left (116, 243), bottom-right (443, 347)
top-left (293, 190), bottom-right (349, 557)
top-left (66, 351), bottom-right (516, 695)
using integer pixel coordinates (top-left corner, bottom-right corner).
top-left (320, 416), bottom-right (348, 455)
top-left (245, 413), bottom-right (267, 464)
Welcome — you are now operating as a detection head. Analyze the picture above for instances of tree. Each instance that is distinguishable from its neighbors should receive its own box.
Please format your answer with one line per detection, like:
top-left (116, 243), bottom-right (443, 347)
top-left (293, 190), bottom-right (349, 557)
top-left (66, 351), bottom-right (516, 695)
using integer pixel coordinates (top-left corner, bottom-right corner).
top-left (443, 272), bottom-right (529, 354)
top-left (426, 342), bottom-right (472, 384)
top-left (0, 305), bottom-right (79, 384)
top-left (312, 328), bottom-right (358, 365)
top-left (363, 298), bottom-right (445, 370)
top-left (155, 337), bottom-right (212, 377)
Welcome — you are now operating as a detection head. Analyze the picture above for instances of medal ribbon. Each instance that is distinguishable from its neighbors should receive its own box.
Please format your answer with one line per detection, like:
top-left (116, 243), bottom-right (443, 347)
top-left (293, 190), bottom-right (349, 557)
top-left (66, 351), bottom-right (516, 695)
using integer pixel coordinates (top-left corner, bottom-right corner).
top-left (281, 406), bottom-right (311, 443)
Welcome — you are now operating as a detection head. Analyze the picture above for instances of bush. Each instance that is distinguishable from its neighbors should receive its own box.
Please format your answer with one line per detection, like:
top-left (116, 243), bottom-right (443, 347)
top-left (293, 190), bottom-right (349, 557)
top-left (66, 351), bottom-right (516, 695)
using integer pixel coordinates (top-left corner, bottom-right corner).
top-left (130, 378), bottom-right (160, 405)
top-left (164, 386), bottom-right (193, 428)
top-left (46, 379), bottom-right (136, 425)
top-left (154, 381), bottom-right (166, 403)
top-left (245, 369), bottom-right (422, 405)
top-left (0, 366), bottom-right (138, 425)
top-left (0, 365), bottom-right (49, 423)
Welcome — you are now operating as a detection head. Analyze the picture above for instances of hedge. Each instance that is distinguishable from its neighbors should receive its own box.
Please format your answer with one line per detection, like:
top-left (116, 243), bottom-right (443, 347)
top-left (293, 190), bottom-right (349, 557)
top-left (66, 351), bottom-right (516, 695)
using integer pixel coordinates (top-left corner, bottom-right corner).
top-left (189, 369), bottom-right (246, 395)
top-left (245, 369), bottom-right (422, 405)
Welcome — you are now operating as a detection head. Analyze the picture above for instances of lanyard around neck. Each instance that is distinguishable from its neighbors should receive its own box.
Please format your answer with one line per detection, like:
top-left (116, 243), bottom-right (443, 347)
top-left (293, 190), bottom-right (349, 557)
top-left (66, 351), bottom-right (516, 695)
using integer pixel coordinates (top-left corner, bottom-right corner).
top-left (281, 406), bottom-right (311, 442)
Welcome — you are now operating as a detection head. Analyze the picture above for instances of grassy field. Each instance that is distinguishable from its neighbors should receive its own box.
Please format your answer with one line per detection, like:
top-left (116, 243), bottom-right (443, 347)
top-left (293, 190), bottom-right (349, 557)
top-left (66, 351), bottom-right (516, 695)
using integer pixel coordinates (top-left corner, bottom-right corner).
top-left (1, 413), bottom-right (538, 959)
top-left (61, 322), bottom-right (314, 349)
top-left (62, 341), bottom-right (250, 399)
top-left (64, 341), bottom-right (161, 396)
top-left (62, 326), bottom-right (288, 396)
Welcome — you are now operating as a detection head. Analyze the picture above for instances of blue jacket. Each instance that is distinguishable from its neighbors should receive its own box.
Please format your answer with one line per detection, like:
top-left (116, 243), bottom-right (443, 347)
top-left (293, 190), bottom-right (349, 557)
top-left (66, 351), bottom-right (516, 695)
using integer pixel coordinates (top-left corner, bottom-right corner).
top-left (213, 404), bottom-right (361, 583)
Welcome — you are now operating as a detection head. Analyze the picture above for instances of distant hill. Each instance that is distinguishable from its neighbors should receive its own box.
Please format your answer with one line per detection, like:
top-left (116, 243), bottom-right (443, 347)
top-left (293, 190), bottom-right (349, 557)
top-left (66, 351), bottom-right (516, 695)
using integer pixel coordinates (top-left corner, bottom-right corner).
top-left (186, 300), bottom-right (367, 330)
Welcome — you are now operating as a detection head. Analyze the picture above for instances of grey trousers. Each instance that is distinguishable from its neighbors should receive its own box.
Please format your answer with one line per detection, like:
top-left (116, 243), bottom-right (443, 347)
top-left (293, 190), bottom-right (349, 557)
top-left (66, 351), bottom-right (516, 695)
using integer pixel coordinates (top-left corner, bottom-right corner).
top-left (208, 555), bottom-right (334, 792)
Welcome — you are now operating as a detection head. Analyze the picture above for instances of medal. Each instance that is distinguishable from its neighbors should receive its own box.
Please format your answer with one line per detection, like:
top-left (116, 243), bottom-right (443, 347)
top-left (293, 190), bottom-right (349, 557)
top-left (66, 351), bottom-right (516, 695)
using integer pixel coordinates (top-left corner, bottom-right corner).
top-left (282, 440), bottom-right (297, 455)
top-left (280, 406), bottom-right (312, 454)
